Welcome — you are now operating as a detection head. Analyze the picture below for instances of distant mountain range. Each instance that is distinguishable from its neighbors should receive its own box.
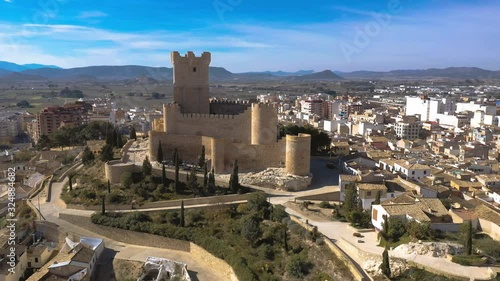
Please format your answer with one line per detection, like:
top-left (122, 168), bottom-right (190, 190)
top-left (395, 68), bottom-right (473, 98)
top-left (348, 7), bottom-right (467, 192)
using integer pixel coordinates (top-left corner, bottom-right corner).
top-left (0, 61), bottom-right (61, 72)
top-left (334, 67), bottom-right (500, 80)
top-left (0, 61), bottom-right (499, 82)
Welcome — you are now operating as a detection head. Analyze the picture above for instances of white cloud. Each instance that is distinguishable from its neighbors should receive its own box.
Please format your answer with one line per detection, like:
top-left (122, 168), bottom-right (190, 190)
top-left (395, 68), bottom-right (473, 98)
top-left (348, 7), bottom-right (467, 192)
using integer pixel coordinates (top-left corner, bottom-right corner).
top-left (4, 0), bottom-right (12, 3)
top-left (1, 2), bottom-right (499, 72)
top-left (79, 11), bottom-right (108, 19)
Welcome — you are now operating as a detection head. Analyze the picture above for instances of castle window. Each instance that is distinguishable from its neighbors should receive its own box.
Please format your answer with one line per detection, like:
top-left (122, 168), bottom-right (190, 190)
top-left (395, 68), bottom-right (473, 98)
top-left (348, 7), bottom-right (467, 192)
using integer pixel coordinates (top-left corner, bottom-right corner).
top-left (193, 67), bottom-right (197, 72)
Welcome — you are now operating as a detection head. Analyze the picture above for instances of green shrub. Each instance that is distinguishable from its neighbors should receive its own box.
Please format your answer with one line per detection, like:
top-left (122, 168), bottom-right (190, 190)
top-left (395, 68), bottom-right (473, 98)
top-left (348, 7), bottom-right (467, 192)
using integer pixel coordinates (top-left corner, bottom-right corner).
top-left (406, 221), bottom-right (431, 240)
top-left (313, 272), bottom-right (333, 281)
top-left (270, 205), bottom-right (288, 222)
top-left (319, 201), bottom-right (333, 208)
top-left (240, 215), bottom-right (262, 242)
top-left (286, 254), bottom-right (311, 278)
top-left (451, 254), bottom-right (486, 266)
top-left (388, 218), bottom-right (407, 241)
top-left (120, 172), bottom-right (133, 188)
top-left (185, 210), bottom-right (205, 227)
top-left (475, 235), bottom-right (500, 261)
top-left (107, 191), bottom-right (127, 204)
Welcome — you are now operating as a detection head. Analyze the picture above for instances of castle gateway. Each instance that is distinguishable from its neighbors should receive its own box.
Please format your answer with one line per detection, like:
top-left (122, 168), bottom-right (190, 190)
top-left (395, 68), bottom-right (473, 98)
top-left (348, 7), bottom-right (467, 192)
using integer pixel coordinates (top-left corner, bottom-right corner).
top-left (149, 51), bottom-right (311, 176)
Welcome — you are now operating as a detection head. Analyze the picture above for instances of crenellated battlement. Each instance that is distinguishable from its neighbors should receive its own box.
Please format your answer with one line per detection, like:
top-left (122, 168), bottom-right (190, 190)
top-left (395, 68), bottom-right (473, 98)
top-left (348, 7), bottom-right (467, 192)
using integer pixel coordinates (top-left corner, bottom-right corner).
top-left (180, 113), bottom-right (238, 119)
top-left (210, 99), bottom-right (251, 105)
top-left (171, 51), bottom-right (211, 65)
top-left (251, 103), bottom-right (278, 109)
top-left (164, 103), bottom-right (181, 109)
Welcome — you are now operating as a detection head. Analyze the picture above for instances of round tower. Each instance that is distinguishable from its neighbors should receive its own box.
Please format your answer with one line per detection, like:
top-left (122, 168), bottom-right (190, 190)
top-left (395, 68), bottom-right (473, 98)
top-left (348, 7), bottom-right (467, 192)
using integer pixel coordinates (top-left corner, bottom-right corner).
top-left (285, 134), bottom-right (311, 176)
top-left (163, 103), bottom-right (178, 134)
top-left (251, 103), bottom-right (278, 145)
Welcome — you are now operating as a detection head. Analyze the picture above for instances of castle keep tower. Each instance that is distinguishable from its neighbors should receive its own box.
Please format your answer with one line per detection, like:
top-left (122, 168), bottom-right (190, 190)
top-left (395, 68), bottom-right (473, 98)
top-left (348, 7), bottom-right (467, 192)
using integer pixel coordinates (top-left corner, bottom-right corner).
top-left (171, 51), bottom-right (211, 114)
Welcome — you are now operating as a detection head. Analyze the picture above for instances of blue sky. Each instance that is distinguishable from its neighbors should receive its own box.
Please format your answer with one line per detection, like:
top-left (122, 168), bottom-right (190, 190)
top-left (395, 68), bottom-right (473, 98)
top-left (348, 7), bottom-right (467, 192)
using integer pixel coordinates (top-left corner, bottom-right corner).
top-left (0, 0), bottom-right (499, 72)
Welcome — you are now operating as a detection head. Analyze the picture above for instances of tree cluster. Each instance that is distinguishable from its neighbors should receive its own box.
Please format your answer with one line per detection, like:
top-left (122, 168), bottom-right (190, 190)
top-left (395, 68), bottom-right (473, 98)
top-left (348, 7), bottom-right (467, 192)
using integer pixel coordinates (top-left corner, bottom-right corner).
top-left (35, 121), bottom-right (117, 150)
top-left (60, 87), bottom-right (84, 98)
top-left (342, 183), bottom-right (371, 228)
top-left (280, 125), bottom-right (331, 155)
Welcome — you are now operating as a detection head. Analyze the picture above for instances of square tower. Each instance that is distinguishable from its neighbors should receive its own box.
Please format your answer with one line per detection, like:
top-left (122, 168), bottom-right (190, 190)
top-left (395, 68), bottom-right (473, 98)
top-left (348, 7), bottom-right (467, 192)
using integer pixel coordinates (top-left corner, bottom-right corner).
top-left (171, 51), bottom-right (211, 114)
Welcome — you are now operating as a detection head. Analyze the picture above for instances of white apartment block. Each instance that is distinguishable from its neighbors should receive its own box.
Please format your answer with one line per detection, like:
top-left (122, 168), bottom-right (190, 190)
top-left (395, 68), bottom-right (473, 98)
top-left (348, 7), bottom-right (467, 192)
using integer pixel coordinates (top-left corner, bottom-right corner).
top-left (471, 110), bottom-right (500, 128)
top-left (456, 102), bottom-right (496, 115)
top-left (405, 96), bottom-right (455, 122)
top-left (436, 113), bottom-right (471, 129)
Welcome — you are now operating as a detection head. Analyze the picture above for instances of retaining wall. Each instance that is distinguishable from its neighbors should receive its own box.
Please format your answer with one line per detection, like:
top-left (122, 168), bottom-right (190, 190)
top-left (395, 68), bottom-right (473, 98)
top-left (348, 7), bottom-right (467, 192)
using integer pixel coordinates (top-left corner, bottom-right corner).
top-left (289, 216), bottom-right (369, 281)
top-left (59, 213), bottom-right (191, 252)
top-left (66, 193), bottom-right (250, 211)
top-left (189, 243), bottom-right (239, 281)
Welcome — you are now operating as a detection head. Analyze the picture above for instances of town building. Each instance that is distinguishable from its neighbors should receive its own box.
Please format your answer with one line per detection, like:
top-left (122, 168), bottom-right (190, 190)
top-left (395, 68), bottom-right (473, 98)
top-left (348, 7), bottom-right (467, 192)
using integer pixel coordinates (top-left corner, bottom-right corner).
top-left (394, 115), bottom-right (421, 140)
top-left (371, 195), bottom-right (451, 231)
top-left (35, 102), bottom-right (91, 141)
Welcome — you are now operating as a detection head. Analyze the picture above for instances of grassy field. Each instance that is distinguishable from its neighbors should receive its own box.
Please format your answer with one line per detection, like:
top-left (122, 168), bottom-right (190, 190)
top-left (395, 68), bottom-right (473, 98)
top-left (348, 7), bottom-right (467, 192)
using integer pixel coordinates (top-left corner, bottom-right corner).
top-left (0, 79), bottom-right (350, 115)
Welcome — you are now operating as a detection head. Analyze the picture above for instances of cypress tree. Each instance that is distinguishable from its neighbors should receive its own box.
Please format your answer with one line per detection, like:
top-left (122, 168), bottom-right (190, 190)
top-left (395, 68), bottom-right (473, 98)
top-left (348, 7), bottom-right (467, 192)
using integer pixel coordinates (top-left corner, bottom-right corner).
top-left (343, 183), bottom-right (357, 213)
top-left (229, 159), bottom-right (240, 193)
top-left (106, 127), bottom-right (113, 146)
top-left (198, 145), bottom-right (206, 168)
top-left (203, 162), bottom-right (208, 189)
top-left (111, 129), bottom-right (118, 148)
top-left (172, 147), bottom-right (178, 162)
top-left (284, 226), bottom-right (288, 252)
top-left (101, 195), bottom-right (106, 215)
top-left (180, 200), bottom-right (185, 227)
top-left (157, 140), bottom-right (163, 162)
top-left (68, 175), bottom-right (73, 191)
top-left (129, 127), bottom-right (137, 140)
top-left (380, 214), bottom-right (390, 242)
top-left (115, 129), bottom-right (123, 148)
top-left (464, 220), bottom-right (473, 255)
top-left (100, 144), bottom-right (114, 162)
top-left (374, 190), bottom-right (381, 205)
top-left (187, 168), bottom-right (199, 195)
top-left (162, 163), bottom-right (167, 191)
top-left (381, 248), bottom-right (391, 277)
top-left (82, 146), bottom-right (95, 166)
top-left (174, 149), bottom-right (180, 193)
top-left (208, 167), bottom-right (216, 195)
top-left (107, 179), bottom-right (111, 193)
top-left (142, 156), bottom-right (152, 176)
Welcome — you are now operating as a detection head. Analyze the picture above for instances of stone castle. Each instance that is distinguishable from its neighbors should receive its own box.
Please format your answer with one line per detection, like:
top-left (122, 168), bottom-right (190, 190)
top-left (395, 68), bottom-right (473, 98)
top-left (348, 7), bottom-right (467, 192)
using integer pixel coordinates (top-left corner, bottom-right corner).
top-left (147, 51), bottom-right (311, 176)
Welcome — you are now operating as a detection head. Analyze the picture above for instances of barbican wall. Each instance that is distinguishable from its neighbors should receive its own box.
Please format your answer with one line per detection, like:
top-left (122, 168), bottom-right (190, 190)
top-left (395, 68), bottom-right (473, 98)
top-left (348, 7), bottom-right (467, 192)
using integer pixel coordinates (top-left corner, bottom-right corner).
top-left (149, 132), bottom-right (287, 174)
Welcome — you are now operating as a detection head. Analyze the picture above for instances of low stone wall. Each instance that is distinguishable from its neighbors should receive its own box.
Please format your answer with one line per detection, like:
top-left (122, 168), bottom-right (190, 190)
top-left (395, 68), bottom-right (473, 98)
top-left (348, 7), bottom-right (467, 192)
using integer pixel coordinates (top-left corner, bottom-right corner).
top-left (479, 218), bottom-right (500, 241)
top-left (59, 213), bottom-right (191, 252)
top-left (34, 221), bottom-right (60, 243)
top-left (66, 193), bottom-right (250, 211)
top-left (289, 216), bottom-right (369, 281)
top-left (189, 243), bottom-right (239, 281)
top-left (57, 162), bottom-right (82, 182)
top-left (430, 223), bottom-right (461, 232)
top-left (296, 191), bottom-right (340, 202)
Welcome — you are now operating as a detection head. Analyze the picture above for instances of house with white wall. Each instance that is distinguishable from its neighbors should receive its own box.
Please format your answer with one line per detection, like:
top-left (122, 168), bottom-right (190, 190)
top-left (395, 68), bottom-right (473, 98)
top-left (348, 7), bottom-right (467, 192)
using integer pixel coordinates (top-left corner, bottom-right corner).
top-left (371, 194), bottom-right (451, 231)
